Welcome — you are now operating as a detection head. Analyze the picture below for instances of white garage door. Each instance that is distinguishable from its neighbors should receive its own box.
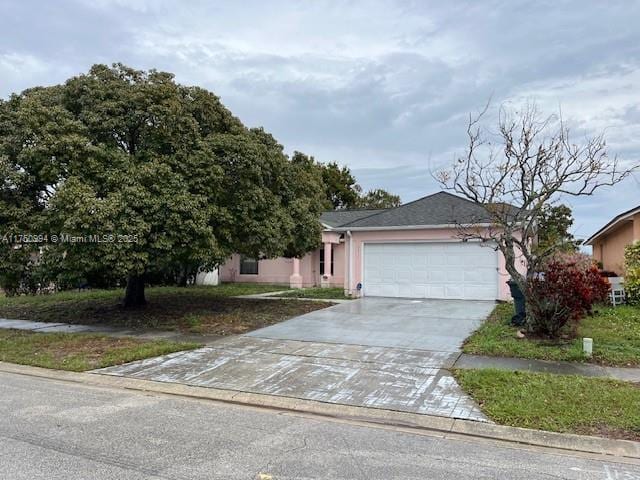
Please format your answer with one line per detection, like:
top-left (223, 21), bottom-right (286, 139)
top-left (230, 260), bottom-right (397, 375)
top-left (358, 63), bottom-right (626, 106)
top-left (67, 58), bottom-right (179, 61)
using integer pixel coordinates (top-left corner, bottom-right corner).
top-left (363, 242), bottom-right (498, 300)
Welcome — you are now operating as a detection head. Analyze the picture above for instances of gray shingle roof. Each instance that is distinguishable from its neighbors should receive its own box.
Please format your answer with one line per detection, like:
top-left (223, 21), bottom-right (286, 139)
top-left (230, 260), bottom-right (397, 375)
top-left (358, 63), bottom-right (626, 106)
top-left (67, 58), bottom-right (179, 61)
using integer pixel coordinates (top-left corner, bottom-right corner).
top-left (320, 209), bottom-right (387, 228)
top-left (338, 192), bottom-right (498, 228)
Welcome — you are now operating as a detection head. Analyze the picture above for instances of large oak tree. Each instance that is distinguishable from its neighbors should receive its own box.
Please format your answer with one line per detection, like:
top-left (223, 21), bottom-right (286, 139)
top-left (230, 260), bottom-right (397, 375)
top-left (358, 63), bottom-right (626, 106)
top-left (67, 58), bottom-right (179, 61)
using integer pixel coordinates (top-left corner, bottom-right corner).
top-left (0, 64), bottom-right (325, 307)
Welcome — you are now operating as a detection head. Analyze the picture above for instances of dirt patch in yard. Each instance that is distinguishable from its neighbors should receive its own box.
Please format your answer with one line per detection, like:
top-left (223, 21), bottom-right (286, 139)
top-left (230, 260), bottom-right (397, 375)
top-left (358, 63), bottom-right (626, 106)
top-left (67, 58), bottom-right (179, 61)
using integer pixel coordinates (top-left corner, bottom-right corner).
top-left (45, 336), bottom-right (141, 362)
top-left (179, 299), bottom-right (331, 335)
top-left (574, 424), bottom-right (640, 442)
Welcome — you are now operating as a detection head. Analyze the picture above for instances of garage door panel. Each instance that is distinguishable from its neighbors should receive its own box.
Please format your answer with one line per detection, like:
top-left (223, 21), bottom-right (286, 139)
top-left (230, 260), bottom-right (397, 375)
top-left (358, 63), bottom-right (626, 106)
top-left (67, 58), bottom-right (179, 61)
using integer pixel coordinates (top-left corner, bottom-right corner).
top-left (396, 254), bottom-right (412, 265)
top-left (429, 285), bottom-right (447, 298)
top-left (395, 266), bottom-right (412, 280)
top-left (416, 285), bottom-right (428, 296)
top-left (464, 287), bottom-right (493, 300)
top-left (464, 269), bottom-right (491, 282)
top-left (363, 242), bottom-right (498, 300)
top-left (365, 284), bottom-right (384, 297)
top-left (428, 267), bottom-right (447, 280)
top-left (367, 270), bottom-right (383, 282)
top-left (445, 270), bottom-right (464, 282)
top-left (445, 285), bottom-right (465, 298)
top-left (410, 267), bottom-right (428, 282)
top-left (429, 255), bottom-right (447, 266)
top-left (446, 255), bottom-right (467, 266)
top-left (414, 253), bottom-right (429, 265)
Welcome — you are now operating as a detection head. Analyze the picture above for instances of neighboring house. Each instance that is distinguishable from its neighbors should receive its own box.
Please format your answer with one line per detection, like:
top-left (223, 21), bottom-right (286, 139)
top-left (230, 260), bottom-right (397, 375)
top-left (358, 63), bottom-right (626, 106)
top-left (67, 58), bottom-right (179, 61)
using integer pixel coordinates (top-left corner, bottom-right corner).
top-left (219, 191), bottom-right (525, 301)
top-left (585, 204), bottom-right (640, 274)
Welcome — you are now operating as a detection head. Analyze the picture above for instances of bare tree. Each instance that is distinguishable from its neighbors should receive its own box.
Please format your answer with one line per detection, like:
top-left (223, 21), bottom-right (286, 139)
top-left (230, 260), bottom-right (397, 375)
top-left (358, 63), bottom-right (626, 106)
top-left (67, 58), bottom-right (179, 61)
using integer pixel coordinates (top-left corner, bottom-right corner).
top-left (437, 102), bottom-right (635, 295)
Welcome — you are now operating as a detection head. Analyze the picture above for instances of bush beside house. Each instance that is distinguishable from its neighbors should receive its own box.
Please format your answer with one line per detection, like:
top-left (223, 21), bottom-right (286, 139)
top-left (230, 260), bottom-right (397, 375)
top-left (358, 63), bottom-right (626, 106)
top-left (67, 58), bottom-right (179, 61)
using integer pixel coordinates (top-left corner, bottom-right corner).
top-left (624, 242), bottom-right (640, 304)
top-left (525, 253), bottom-right (610, 338)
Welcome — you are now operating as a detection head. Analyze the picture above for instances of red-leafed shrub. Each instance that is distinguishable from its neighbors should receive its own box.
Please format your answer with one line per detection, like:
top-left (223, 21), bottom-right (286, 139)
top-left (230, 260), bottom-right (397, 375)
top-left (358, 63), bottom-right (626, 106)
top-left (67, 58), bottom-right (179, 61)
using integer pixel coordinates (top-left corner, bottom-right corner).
top-left (526, 253), bottom-right (610, 337)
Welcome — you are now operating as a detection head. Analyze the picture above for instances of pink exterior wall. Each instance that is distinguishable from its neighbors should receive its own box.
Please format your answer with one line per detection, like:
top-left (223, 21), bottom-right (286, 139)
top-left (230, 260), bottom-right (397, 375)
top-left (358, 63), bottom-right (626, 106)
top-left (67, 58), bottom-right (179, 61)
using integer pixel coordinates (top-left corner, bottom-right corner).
top-left (219, 227), bottom-right (525, 300)
top-left (344, 228), bottom-right (525, 301)
top-left (220, 253), bottom-right (315, 287)
top-left (592, 221), bottom-right (634, 274)
top-left (218, 231), bottom-right (345, 288)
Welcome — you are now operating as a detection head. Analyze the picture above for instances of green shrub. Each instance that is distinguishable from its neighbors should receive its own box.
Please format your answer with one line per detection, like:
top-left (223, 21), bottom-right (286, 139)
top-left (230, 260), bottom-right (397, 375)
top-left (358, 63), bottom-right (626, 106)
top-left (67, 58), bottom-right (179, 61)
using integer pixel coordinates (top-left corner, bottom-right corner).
top-left (624, 242), bottom-right (640, 305)
top-left (526, 253), bottom-right (610, 337)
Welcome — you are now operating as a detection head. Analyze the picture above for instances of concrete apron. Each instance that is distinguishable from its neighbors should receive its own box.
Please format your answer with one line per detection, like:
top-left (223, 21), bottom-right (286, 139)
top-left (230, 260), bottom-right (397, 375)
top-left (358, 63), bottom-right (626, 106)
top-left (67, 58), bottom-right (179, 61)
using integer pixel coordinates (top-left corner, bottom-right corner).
top-left (95, 336), bottom-right (486, 421)
top-left (2, 361), bottom-right (639, 461)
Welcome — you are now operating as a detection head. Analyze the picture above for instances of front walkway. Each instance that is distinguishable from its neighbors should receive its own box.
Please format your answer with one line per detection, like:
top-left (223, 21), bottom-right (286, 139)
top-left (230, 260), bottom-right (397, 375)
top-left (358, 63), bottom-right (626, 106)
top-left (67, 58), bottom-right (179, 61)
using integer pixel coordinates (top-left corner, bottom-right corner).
top-left (454, 354), bottom-right (640, 383)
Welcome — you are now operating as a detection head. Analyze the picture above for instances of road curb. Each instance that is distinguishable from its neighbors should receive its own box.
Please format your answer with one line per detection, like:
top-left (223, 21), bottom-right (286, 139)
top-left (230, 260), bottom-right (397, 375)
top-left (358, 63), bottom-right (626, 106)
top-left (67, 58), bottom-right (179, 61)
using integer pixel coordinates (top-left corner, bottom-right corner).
top-left (2, 361), bottom-right (639, 459)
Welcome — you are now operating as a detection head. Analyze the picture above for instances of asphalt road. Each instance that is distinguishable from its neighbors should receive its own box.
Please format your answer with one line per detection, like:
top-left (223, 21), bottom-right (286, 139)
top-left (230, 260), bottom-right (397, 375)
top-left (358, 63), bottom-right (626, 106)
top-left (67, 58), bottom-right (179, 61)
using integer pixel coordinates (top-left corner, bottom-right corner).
top-left (0, 371), bottom-right (638, 480)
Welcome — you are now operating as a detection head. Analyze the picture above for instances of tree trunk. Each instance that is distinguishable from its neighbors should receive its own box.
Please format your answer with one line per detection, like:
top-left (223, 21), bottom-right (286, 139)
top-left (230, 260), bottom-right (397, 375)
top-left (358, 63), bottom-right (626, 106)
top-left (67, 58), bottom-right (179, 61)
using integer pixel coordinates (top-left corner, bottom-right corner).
top-left (500, 239), bottom-right (527, 294)
top-left (500, 241), bottom-right (529, 326)
top-left (177, 265), bottom-right (189, 287)
top-left (124, 274), bottom-right (146, 308)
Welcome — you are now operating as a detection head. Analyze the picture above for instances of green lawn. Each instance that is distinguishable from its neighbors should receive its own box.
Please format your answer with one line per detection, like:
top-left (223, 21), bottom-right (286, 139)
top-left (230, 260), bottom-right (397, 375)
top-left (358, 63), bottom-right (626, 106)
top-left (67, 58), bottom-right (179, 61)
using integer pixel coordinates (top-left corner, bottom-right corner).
top-left (0, 329), bottom-right (200, 372)
top-left (274, 287), bottom-right (352, 300)
top-left (0, 283), bottom-right (330, 334)
top-left (463, 303), bottom-right (640, 366)
top-left (455, 369), bottom-right (640, 440)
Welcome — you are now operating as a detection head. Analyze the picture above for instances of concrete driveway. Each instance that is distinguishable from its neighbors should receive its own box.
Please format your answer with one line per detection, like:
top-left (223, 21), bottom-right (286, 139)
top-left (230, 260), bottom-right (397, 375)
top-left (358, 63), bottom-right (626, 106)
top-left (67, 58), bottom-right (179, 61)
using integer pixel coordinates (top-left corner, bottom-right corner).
top-left (97, 298), bottom-right (494, 421)
top-left (247, 297), bottom-right (494, 352)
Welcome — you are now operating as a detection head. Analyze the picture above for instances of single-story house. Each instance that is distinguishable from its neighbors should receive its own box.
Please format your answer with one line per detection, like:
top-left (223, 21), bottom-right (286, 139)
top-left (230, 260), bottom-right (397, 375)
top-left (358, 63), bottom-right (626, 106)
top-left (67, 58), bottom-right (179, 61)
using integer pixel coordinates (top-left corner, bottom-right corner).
top-left (585, 204), bottom-right (640, 274)
top-left (220, 191), bottom-right (524, 301)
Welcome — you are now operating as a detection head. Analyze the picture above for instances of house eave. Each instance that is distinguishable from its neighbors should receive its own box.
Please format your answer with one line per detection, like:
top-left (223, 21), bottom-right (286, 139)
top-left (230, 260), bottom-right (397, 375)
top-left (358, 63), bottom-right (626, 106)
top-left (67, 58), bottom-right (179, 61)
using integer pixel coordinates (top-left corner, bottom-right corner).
top-left (584, 206), bottom-right (640, 245)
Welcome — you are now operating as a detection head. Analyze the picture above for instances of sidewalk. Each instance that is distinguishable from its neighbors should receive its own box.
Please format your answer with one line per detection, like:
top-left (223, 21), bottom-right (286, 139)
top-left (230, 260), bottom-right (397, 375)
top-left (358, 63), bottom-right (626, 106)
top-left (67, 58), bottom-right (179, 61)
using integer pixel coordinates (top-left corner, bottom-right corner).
top-left (233, 291), bottom-right (352, 303)
top-left (0, 317), bottom-right (222, 344)
top-left (454, 353), bottom-right (640, 383)
top-left (3, 316), bottom-right (640, 383)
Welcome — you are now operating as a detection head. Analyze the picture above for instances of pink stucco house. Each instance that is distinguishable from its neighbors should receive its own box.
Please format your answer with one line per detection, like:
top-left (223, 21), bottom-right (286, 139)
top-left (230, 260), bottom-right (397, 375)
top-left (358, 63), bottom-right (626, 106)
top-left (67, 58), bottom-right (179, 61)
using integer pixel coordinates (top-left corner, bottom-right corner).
top-left (585, 204), bottom-right (640, 274)
top-left (220, 191), bottom-right (521, 301)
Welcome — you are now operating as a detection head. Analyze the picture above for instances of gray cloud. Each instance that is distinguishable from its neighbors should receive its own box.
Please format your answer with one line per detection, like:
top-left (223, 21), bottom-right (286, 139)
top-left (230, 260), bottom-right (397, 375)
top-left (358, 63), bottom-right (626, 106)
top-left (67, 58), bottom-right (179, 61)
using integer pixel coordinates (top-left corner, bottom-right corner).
top-left (1, 0), bottom-right (639, 240)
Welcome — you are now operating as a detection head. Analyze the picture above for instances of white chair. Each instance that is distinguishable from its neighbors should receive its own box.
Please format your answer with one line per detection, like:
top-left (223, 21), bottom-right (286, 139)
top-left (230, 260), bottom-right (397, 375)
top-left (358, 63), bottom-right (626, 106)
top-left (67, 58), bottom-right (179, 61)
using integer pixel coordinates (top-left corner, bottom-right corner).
top-left (609, 276), bottom-right (625, 306)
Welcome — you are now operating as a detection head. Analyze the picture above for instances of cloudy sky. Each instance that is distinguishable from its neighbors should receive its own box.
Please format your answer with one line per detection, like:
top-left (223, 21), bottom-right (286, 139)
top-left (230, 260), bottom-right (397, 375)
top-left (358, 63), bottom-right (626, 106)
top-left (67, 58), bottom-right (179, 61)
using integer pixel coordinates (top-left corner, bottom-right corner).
top-left (1, 0), bottom-right (639, 243)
